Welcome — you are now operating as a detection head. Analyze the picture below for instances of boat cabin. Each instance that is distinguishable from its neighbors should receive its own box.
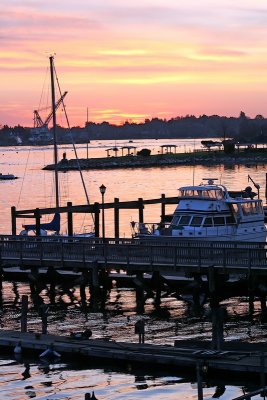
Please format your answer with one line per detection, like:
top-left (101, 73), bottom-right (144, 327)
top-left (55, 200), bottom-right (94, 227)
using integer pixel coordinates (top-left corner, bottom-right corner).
top-left (178, 186), bottom-right (225, 200)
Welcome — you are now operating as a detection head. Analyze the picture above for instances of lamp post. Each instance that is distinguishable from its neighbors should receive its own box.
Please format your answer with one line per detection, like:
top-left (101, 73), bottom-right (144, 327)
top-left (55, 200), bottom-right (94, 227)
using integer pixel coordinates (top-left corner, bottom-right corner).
top-left (99, 184), bottom-right (106, 239)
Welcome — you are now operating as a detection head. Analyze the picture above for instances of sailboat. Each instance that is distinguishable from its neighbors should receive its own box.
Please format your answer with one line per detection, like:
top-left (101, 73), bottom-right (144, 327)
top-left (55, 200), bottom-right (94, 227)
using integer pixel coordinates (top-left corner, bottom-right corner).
top-left (20, 56), bottom-right (94, 237)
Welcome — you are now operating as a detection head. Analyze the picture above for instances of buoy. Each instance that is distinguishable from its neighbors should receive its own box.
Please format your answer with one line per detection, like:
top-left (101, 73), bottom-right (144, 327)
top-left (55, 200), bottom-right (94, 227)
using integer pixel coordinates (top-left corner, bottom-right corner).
top-left (39, 344), bottom-right (61, 360)
top-left (14, 341), bottom-right (22, 354)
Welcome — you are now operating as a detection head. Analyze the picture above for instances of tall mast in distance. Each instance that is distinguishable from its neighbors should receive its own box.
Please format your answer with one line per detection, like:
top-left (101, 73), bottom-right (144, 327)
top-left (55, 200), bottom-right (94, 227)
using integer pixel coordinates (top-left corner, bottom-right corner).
top-left (49, 55), bottom-right (59, 209)
top-left (86, 107), bottom-right (89, 159)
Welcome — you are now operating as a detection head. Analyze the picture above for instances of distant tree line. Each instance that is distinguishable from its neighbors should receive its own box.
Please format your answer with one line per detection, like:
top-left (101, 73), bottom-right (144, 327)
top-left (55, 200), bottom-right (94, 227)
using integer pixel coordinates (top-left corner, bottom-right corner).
top-left (1, 111), bottom-right (267, 146)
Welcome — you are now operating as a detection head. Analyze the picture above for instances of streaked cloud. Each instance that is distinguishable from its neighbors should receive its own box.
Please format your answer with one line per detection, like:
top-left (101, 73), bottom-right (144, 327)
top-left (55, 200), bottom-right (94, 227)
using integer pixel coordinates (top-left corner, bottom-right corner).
top-left (1, 0), bottom-right (267, 126)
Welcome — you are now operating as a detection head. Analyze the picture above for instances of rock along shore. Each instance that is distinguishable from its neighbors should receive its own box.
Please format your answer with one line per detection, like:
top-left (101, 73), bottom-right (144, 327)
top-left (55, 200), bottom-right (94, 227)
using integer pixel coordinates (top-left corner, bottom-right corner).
top-left (43, 151), bottom-right (267, 171)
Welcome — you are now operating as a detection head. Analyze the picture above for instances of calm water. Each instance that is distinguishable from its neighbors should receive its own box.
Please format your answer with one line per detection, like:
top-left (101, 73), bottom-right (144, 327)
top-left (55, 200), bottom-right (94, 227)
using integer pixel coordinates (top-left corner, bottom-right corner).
top-left (0, 139), bottom-right (266, 399)
top-left (1, 138), bottom-right (267, 236)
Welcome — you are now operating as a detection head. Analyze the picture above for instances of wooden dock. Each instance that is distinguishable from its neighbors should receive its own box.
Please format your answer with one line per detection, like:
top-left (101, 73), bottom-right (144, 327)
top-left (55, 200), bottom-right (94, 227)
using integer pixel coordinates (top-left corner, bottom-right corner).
top-left (0, 235), bottom-right (266, 275)
top-left (1, 330), bottom-right (267, 378)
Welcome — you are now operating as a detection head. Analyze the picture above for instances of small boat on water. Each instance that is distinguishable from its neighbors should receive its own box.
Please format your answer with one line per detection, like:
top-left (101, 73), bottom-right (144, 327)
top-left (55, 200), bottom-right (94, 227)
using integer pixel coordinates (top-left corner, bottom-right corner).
top-left (132, 178), bottom-right (267, 242)
top-left (0, 173), bottom-right (17, 180)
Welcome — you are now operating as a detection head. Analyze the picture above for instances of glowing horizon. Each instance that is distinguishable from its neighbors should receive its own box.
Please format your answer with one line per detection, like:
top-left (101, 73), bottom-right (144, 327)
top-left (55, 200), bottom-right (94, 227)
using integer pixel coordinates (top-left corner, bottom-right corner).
top-left (1, 0), bottom-right (267, 127)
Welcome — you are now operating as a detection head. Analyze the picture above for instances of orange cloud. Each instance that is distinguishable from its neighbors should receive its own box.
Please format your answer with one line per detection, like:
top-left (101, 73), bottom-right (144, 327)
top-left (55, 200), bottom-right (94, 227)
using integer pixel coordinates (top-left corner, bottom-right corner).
top-left (1, 1), bottom-right (267, 126)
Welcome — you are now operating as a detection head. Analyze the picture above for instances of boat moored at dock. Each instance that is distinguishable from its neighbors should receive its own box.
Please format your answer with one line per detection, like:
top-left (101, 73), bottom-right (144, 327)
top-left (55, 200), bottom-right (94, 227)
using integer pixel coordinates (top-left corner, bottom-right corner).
top-left (132, 178), bottom-right (267, 243)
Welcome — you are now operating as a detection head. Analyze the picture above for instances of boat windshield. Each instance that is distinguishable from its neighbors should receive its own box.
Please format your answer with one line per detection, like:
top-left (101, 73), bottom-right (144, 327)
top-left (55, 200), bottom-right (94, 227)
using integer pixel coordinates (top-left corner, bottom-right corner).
top-left (240, 201), bottom-right (263, 215)
top-left (179, 188), bottom-right (224, 200)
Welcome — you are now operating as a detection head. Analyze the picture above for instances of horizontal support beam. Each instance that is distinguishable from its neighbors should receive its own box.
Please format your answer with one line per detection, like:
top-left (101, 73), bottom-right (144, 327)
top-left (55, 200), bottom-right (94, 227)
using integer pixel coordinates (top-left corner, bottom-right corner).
top-left (14, 196), bottom-right (178, 217)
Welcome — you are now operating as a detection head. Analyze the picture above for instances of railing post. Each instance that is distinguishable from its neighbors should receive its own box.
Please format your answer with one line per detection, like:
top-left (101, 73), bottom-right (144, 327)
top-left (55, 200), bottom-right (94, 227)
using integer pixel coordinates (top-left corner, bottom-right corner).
top-left (114, 197), bottom-right (120, 238)
top-left (40, 240), bottom-right (43, 266)
top-left (127, 244), bottom-right (130, 268)
top-left (35, 208), bottom-right (41, 236)
top-left (138, 198), bottom-right (144, 223)
top-left (61, 240), bottom-right (64, 267)
top-left (161, 194), bottom-right (166, 223)
top-left (94, 202), bottom-right (100, 237)
top-left (67, 201), bottom-right (73, 236)
top-left (11, 206), bottom-right (17, 235)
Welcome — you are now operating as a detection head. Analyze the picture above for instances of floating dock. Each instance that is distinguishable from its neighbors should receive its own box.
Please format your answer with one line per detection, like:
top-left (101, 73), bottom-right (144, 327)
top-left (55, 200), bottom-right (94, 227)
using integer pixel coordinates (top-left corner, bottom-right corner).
top-left (1, 330), bottom-right (267, 378)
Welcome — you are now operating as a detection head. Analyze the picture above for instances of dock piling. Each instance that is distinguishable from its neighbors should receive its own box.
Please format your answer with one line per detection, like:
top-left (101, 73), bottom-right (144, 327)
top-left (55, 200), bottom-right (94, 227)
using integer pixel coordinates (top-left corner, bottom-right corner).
top-left (196, 361), bottom-right (204, 400)
top-left (21, 295), bottom-right (28, 333)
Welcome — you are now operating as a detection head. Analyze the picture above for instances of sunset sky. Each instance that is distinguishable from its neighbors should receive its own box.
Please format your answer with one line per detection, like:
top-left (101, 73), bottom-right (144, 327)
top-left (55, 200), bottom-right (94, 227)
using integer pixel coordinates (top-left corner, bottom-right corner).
top-left (1, 0), bottom-right (267, 127)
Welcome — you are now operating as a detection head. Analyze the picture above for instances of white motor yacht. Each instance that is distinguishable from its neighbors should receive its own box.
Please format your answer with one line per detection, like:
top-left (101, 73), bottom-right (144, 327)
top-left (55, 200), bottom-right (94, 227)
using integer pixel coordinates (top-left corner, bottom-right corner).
top-left (132, 178), bottom-right (267, 242)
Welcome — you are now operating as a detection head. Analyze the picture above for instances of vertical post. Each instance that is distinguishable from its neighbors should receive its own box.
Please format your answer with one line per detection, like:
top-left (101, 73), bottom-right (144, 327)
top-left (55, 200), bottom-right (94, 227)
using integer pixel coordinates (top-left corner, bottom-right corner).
top-left (39, 303), bottom-right (49, 334)
top-left (67, 201), bottom-right (73, 236)
top-left (138, 198), bottom-right (144, 223)
top-left (114, 198), bottom-right (120, 238)
top-left (35, 208), bottom-right (41, 236)
top-left (99, 184), bottom-right (106, 239)
top-left (11, 206), bottom-right (17, 235)
top-left (80, 271), bottom-right (87, 309)
top-left (260, 351), bottom-right (266, 389)
top-left (94, 203), bottom-right (100, 237)
top-left (265, 173), bottom-right (267, 202)
top-left (90, 261), bottom-right (100, 312)
top-left (21, 295), bottom-right (28, 333)
top-left (152, 271), bottom-right (161, 308)
top-left (101, 196), bottom-right (105, 239)
top-left (196, 361), bottom-right (203, 400)
top-left (248, 264), bottom-right (254, 315)
top-left (161, 194), bottom-right (166, 223)
top-left (208, 266), bottom-right (224, 350)
top-left (135, 271), bottom-right (145, 314)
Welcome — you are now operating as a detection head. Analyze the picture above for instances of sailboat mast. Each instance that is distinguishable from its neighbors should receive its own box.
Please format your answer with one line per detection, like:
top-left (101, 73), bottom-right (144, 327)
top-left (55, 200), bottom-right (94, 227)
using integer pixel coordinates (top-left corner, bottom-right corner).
top-left (49, 55), bottom-right (60, 209)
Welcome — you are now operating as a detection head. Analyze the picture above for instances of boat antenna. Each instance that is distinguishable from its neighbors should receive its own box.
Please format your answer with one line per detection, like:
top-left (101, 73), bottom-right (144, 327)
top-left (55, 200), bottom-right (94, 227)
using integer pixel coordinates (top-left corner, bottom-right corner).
top-left (49, 55), bottom-right (60, 209)
top-left (53, 63), bottom-right (95, 223)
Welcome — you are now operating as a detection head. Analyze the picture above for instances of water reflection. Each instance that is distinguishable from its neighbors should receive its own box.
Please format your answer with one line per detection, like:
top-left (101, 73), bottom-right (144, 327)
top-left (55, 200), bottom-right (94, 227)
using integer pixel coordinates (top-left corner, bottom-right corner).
top-left (1, 280), bottom-right (267, 349)
top-left (1, 142), bottom-right (267, 398)
top-left (0, 353), bottom-right (262, 400)
top-left (1, 141), bottom-right (267, 237)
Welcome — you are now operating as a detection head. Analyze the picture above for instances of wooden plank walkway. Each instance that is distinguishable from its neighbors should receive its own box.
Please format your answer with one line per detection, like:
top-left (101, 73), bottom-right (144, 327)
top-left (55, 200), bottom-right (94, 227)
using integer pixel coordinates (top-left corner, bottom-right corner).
top-left (0, 235), bottom-right (267, 275)
top-left (0, 331), bottom-right (267, 377)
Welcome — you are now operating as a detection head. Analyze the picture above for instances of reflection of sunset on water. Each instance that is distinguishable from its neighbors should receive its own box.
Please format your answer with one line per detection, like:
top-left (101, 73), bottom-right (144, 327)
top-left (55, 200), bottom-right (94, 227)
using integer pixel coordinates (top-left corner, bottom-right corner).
top-left (0, 139), bottom-right (266, 237)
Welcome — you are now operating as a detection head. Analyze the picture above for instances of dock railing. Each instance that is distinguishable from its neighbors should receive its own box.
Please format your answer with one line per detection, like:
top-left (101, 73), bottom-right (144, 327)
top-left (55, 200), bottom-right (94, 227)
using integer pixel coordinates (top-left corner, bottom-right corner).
top-left (0, 235), bottom-right (266, 272)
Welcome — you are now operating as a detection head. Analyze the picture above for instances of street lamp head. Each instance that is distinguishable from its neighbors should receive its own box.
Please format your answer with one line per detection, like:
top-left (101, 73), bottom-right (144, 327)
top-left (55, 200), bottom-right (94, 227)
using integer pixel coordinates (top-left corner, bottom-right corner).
top-left (99, 184), bottom-right (106, 195)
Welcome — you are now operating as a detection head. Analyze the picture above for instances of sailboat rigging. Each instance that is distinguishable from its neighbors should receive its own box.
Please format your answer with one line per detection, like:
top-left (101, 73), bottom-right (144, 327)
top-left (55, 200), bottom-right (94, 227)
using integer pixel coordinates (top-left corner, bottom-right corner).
top-left (50, 55), bottom-right (60, 210)
top-left (20, 56), bottom-right (94, 236)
